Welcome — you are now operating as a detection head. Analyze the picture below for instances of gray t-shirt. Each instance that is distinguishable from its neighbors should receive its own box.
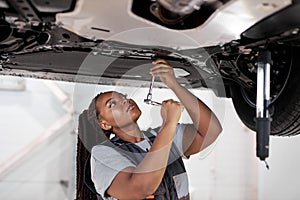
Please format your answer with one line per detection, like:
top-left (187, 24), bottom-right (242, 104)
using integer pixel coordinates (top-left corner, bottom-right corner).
top-left (91, 124), bottom-right (188, 199)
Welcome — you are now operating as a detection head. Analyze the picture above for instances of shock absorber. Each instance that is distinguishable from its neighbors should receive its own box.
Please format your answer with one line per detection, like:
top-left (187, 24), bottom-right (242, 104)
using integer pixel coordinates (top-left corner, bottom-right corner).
top-left (256, 50), bottom-right (272, 169)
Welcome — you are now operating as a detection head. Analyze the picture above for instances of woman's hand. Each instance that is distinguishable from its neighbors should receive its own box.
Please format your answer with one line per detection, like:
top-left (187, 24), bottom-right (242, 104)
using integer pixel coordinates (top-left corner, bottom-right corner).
top-left (150, 59), bottom-right (179, 89)
top-left (160, 99), bottom-right (182, 125)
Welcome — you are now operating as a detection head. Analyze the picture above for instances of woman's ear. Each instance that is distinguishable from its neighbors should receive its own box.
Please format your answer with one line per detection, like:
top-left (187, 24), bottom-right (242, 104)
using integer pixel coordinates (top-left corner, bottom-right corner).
top-left (99, 120), bottom-right (112, 131)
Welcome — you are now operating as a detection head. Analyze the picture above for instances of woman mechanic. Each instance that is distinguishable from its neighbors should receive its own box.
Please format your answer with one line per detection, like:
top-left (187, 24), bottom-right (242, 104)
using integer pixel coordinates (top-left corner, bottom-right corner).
top-left (76, 59), bottom-right (222, 200)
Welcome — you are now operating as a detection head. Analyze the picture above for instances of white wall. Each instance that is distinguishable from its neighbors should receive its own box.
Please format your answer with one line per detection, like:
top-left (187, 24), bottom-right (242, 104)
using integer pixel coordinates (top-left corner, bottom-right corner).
top-left (258, 135), bottom-right (300, 200)
top-left (0, 77), bottom-right (75, 200)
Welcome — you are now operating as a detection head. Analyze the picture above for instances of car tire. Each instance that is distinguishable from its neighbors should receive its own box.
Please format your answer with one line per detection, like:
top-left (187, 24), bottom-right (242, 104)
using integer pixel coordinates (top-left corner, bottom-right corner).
top-left (230, 47), bottom-right (300, 136)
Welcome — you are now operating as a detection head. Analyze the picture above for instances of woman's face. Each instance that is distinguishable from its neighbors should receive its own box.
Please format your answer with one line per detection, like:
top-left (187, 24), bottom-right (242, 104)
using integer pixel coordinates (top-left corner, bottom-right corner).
top-left (95, 91), bottom-right (141, 130)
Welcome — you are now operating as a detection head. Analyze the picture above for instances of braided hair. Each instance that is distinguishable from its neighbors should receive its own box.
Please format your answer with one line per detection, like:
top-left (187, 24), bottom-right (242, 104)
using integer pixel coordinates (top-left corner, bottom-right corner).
top-left (75, 94), bottom-right (112, 200)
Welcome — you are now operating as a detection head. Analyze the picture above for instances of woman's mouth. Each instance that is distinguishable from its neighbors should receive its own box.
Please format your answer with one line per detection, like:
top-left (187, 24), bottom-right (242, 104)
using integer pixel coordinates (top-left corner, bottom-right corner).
top-left (127, 104), bottom-right (135, 112)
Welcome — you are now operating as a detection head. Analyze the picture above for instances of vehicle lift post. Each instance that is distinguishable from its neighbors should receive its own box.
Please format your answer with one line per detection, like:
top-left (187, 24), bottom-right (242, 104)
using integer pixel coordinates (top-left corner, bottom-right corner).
top-left (256, 50), bottom-right (272, 169)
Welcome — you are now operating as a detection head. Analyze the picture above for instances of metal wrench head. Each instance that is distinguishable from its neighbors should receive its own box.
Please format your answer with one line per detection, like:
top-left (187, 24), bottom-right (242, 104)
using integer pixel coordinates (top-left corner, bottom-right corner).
top-left (144, 99), bottom-right (162, 106)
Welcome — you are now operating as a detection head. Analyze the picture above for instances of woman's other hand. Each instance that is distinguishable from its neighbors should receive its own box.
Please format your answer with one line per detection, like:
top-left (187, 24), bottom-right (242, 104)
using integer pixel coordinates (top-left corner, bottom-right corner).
top-left (160, 99), bottom-right (182, 126)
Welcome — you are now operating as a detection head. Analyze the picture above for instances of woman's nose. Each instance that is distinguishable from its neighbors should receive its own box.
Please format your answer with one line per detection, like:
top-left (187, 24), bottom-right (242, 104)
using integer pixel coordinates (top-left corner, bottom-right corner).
top-left (122, 98), bottom-right (129, 105)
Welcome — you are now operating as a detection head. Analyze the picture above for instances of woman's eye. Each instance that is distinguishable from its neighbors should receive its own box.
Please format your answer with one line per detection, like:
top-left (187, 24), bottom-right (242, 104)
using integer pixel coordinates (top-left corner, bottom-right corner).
top-left (109, 100), bottom-right (117, 108)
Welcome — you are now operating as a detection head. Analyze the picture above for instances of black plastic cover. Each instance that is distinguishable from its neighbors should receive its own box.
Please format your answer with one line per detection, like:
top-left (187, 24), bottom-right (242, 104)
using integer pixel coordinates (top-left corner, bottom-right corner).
top-left (242, 2), bottom-right (300, 40)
